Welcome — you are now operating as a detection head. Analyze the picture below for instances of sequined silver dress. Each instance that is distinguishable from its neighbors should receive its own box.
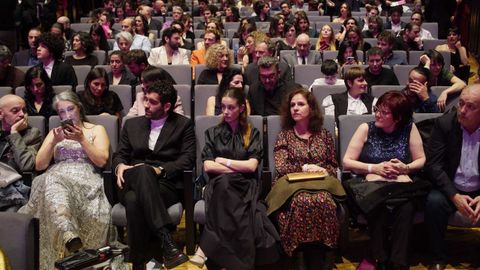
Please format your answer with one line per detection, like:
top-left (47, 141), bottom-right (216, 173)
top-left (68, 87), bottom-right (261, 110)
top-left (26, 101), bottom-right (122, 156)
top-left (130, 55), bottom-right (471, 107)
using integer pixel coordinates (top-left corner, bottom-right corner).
top-left (19, 138), bottom-right (112, 270)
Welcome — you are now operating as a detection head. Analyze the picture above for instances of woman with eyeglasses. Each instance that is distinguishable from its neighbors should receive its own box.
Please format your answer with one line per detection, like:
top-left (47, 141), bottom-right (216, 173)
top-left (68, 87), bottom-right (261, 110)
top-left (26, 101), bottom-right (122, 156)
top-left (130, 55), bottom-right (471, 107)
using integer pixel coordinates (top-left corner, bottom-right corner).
top-left (342, 91), bottom-right (426, 270)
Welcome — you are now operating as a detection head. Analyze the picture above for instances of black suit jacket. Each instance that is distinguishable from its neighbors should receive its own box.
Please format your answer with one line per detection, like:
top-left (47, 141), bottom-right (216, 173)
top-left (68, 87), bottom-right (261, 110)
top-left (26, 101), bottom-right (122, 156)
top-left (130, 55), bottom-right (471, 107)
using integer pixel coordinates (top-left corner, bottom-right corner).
top-left (12, 49), bottom-right (32, 66)
top-left (425, 111), bottom-right (480, 198)
top-left (244, 61), bottom-right (293, 86)
top-left (112, 114), bottom-right (196, 183)
top-left (37, 61), bottom-right (78, 88)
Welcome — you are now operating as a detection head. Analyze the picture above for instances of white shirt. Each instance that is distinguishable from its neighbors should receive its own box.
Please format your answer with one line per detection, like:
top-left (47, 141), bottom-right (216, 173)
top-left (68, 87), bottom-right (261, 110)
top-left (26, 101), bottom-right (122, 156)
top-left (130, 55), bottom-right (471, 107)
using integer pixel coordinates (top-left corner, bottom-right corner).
top-left (309, 78), bottom-right (345, 91)
top-left (419, 27), bottom-right (434, 40)
top-left (147, 46), bottom-right (190, 67)
top-left (43, 60), bottom-right (54, 78)
top-left (322, 91), bottom-right (377, 116)
top-left (148, 116), bottom-right (168, 150)
top-left (454, 127), bottom-right (480, 192)
top-left (296, 52), bottom-right (308, 65)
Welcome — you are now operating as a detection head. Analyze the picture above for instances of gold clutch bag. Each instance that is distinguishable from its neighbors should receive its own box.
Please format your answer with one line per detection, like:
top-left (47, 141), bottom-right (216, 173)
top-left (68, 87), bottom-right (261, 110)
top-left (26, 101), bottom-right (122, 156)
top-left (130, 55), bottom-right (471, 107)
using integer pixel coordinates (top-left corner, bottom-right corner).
top-left (286, 172), bottom-right (327, 182)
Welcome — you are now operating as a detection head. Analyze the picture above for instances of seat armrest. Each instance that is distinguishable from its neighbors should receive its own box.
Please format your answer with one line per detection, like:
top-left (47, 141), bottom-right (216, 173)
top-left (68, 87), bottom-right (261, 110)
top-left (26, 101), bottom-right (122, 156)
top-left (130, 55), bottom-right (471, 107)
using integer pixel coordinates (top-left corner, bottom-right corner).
top-left (182, 170), bottom-right (195, 255)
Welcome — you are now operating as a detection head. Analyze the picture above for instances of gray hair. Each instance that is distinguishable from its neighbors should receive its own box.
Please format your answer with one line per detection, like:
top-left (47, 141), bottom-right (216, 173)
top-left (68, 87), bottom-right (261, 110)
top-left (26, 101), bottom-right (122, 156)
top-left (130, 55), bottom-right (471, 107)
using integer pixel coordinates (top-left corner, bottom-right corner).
top-left (257, 56), bottom-right (279, 69)
top-left (53, 91), bottom-right (88, 123)
top-left (172, 6), bottom-right (183, 13)
top-left (115, 31), bottom-right (133, 44)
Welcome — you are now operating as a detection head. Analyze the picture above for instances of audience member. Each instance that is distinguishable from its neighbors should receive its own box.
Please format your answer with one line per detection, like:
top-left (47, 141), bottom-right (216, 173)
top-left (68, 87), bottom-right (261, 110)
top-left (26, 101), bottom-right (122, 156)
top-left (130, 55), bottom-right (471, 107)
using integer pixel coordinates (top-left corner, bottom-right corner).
top-left (190, 88), bottom-right (279, 269)
top-left (383, 6), bottom-right (406, 35)
top-left (50, 22), bottom-right (71, 51)
top-left (310, 59), bottom-right (345, 89)
top-left (113, 18), bottom-right (151, 53)
top-left (268, 14), bottom-right (286, 38)
top-left (35, 33), bottom-right (78, 88)
top-left (57, 16), bottom-right (75, 41)
top-left (337, 40), bottom-right (360, 70)
top-left (359, 5), bottom-right (380, 31)
top-left (346, 27), bottom-right (372, 53)
top-left (280, 1), bottom-right (295, 23)
top-left (252, 0), bottom-right (272, 22)
top-left (335, 17), bottom-right (359, 42)
top-left (377, 31), bottom-right (407, 67)
top-left (191, 29), bottom-right (221, 70)
top-left (148, 27), bottom-right (189, 67)
top-left (12, 27), bottom-right (41, 66)
top-left (401, 66), bottom-right (439, 113)
top-left (322, 66), bottom-right (376, 121)
top-left (295, 12), bottom-right (317, 38)
top-left (276, 22), bottom-right (298, 51)
top-left (23, 66), bottom-right (56, 119)
top-left (19, 90), bottom-right (112, 269)
top-left (90, 23), bottom-right (111, 53)
top-left (410, 11), bottom-right (433, 40)
top-left (364, 47), bottom-right (399, 88)
top-left (361, 16), bottom-right (383, 39)
top-left (77, 67), bottom-right (123, 119)
top-left (333, 3), bottom-right (352, 23)
top-left (196, 5), bottom-right (214, 30)
top-left (435, 27), bottom-right (469, 83)
top-left (197, 44), bottom-right (233, 85)
top-left (113, 80), bottom-right (194, 269)
top-left (0, 95), bottom-right (41, 211)
top-left (424, 85), bottom-right (480, 270)
top-left (128, 67), bottom-right (183, 116)
top-left (397, 23), bottom-right (423, 51)
top-left (65, 32), bottom-right (99, 67)
top-left (267, 88), bottom-right (345, 269)
top-left (343, 91), bottom-right (426, 270)
top-left (152, 0), bottom-right (167, 16)
top-left (170, 21), bottom-right (195, 51)
top-left (282, 34), bottom-right (322, 67)
top-left (0, 45), bottom-right (25, 89)
top-left (205, 69), bottom-right (248, 115)
top-left (115, 31), bottom-right (134, 52)
top-left (138, 4), bottom-right (163, 33)
top-left (134, 14), bottom-right (155, 44)
top-left (315, 24), bottom-right (337, 52)
top-left (108, 50), bottom-right (136, 86)
top-left (162, 6), bottom-right (184, 30)
top-left (248, 56), bottom-right (297, 116)
top-left (419, 49), bottom-right (466, 111)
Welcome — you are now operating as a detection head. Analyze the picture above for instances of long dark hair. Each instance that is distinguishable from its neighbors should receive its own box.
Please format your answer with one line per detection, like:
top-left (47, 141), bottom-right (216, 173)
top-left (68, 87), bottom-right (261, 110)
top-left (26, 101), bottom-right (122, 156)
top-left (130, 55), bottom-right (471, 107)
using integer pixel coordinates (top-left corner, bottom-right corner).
top-left (269, 14), bottom-right (285, 38)
top-left (217, 68), bottom-right (243, 103)
top-left (135, 14), bottom-right (149, 35)
top-left (89, 23), bottom-right (110, 52)
top-left (221, 88), bottom-right (252, 148)
top-left (337, 40), bottom-right (358, 66)
top-left (24, 66), bottom-right (55, 107)
top-left (82, 67), bottom-right (112, 108)
top-left (280, 87), bottom-right (324, 133)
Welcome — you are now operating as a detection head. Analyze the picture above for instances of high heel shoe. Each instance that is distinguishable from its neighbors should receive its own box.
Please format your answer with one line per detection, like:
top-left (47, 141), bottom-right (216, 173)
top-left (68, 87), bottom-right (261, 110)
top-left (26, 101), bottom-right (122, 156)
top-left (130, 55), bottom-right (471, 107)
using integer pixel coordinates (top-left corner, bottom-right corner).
top-left (189, 251), bottom-right (207, 268)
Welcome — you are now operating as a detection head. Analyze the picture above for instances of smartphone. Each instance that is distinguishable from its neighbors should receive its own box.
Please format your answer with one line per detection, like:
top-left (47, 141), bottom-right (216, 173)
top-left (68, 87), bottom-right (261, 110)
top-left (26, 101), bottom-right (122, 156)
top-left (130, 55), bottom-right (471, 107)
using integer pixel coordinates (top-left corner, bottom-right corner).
top-left (60, 119), bottom-right (74, 130)
top-left (346, 56), bottom-right (355, 62)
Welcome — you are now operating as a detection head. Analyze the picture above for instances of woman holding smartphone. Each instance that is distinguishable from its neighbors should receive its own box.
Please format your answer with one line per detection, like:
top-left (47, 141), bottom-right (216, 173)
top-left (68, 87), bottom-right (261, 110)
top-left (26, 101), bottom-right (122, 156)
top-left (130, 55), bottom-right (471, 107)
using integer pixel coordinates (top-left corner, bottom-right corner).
top-left (19, 91), bottom-right (113, 270)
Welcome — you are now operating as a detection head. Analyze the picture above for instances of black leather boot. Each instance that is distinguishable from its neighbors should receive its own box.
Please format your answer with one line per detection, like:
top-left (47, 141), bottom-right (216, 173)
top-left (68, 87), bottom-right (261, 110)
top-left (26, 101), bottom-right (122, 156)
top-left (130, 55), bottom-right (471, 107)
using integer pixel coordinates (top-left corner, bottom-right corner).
top-left (161, 230), bottom-right (188, 269)
top-left (65, 237), bottom-right (83, 253)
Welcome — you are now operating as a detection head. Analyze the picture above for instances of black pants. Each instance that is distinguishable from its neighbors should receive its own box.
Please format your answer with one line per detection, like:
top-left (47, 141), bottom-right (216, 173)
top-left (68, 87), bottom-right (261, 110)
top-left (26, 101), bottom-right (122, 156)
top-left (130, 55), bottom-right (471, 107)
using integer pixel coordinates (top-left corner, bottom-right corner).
top-left (117, 165), bottom-right (179, 264)
top-left (424, 189), bottom-right (480, 264)
top-left (366, 200), bottom-right (415, 266)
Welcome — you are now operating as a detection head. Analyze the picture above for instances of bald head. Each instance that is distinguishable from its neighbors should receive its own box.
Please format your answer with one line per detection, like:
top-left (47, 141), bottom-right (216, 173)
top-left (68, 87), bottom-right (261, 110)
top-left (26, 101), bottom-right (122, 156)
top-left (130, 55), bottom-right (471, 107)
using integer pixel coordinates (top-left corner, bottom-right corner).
top-left (457, 84), bottom-right (480, 133)
top-left (0, 95), bottom-right (26, 132)
top-left (296, 33), bottom-right (311, 57)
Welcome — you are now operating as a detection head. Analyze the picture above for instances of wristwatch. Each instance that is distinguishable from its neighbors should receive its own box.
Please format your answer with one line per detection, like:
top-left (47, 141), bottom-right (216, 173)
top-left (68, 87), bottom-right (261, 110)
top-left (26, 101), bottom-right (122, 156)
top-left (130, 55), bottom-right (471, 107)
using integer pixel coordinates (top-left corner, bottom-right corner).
top-left (157, 166), bottom-right (166, 178)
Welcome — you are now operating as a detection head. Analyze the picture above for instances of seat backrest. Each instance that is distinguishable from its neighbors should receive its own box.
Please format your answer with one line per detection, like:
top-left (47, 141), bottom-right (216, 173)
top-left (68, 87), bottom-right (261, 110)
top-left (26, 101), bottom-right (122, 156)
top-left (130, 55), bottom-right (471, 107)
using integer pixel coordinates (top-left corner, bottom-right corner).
top-left (224, 22), bottom-right (240, 31)
top-left (423, 39), bottom-right (447, 51)
top-left (110, 85), bottom-right (133, 116)
top-left (194, 115), bottom-right (263, 176)
top-left (161, 64), bottom-right (192, 86)
top-left (412, 113), bottom-right (442, 123)
top-left (393, 64), bottom-right (417, 85)
top-left (256, 22), bottom-right (271, 32)
top-left (94, 65), bottom-right (111, 73)
top-left (371, 85), bottom-right (405, 98)
top-left (338, 114), bottom-right (375, 165)
top-left (364, 38), bottom-right (377, 47)
top-left (70, 23), bottom-right (92, 33)
top-left (294, 65), bottom-right (323, 86)
top-left (15, 66), bottom-right (31, 73)
top-left (308, 16), bottom-right (331, 23)
top-left (311, 84), bottom-right (347, 111)
top-left (28, 115), bottom-right (46, 139)
top-left (279, 50), bottom-right (295, 60)
top-left (322, 50), bottom-right (338, 61)
top-left (93, 50), bottom-right (107, 65)
top-left (194, 85), bottom-right (218, 117)
top-left (194, 64), bottom-right (207, 83)
top-left (174, 84), bottom-right (191, 118)
top-left (0, 86), bottom-right (12, 98)
top-left (0, 212), bottom-right (39, 270)
top-left (73, 65), bottom-right (92, 85)
top-left (422, 22), bottom-right (438, 39)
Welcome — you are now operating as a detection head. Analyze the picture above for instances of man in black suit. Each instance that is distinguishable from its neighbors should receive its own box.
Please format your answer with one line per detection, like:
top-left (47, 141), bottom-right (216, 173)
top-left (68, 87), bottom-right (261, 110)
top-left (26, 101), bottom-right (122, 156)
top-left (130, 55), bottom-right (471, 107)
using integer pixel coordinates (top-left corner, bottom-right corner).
top-left (383, 6), bottom-right (407, 36)
top-left (424, 84), bottom-right (480, 270)
top-left (12, 27), bottom-right (41, 66)
top-left (113, 81), bottom-right (195, 269)
top-left (35, 33), bottom-right (77, 88)
top-left (138, 4), bottom-right (163, 33)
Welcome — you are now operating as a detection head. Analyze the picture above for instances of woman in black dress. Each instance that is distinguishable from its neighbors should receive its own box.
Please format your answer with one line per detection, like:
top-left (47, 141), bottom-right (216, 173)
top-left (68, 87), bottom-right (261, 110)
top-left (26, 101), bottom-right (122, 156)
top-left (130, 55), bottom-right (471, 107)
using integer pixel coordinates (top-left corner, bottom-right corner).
top-left (190, 88), bottom-right (280, 269)
top-left (23, 66), bottom-right (56, 119)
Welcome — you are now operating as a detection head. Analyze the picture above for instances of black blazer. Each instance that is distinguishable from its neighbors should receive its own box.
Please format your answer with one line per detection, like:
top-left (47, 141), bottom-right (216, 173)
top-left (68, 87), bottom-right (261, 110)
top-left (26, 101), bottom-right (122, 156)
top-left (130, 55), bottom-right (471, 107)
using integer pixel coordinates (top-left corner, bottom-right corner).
top-left (36, 61), bottom-right (78, 88)
top-left (425, 111), bottom-right (480, 198)
top-left (112, 114), bottom-right (196, 183)
top-left (12, 49), bottom-right (32, 66)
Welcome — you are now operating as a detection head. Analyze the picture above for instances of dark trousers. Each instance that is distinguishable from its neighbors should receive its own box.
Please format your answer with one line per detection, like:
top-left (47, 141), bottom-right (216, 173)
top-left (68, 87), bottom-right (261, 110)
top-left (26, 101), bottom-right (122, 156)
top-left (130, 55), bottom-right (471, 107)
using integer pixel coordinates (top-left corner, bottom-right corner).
top-left (366, 200), bottom-right (415, 266)
top-left (425, 189), bottom-right (480, 263)
top-left (117, 165), bottom-right (179, 264)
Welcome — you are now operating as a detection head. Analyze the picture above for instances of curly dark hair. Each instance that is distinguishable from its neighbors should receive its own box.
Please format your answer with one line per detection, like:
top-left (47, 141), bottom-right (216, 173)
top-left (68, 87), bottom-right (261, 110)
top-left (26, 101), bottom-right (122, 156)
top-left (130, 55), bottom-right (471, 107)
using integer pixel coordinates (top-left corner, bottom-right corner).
top-left (280, 87), bottom-right (324, 132)
top-left (72, 32), bottom-right (95, 55)
top-left (24, 66), bottom-right (55, 109)
top-left (147, 80), bottom-right (177, 113)
top-left (37, 32), bottom-right (65, 61)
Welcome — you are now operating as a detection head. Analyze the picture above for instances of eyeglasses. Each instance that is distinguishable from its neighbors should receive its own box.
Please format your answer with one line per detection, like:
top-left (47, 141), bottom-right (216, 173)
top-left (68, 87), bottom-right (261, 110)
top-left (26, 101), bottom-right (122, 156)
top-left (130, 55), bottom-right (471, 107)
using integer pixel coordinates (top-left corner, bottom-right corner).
top-left (373, 106), bottom-right (392, 117)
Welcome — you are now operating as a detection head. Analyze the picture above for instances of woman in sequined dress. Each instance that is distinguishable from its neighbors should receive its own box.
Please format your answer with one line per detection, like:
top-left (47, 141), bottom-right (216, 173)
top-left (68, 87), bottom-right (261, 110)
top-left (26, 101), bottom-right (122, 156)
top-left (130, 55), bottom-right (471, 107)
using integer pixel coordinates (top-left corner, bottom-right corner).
top-left (342, 91), bottom-right (426, 270)
top-left (19, 91), bottom-right (112, 270)
top-left (269, 88), bottom-right (345, 270)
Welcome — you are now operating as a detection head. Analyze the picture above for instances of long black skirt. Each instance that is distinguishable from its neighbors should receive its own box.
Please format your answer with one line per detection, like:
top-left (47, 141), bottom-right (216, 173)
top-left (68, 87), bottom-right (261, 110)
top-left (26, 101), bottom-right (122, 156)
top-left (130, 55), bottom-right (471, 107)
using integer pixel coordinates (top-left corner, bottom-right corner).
top-left (200, 173), bottom-right (280, 270)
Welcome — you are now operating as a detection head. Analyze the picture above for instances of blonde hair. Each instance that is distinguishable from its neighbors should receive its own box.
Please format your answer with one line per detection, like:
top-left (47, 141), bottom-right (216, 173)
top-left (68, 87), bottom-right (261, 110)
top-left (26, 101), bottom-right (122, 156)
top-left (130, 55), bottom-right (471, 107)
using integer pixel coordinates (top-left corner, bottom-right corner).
top-left (205, 43), bottom-right (233, 69)
top-left (315, 24), bottom-right (337, 51)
